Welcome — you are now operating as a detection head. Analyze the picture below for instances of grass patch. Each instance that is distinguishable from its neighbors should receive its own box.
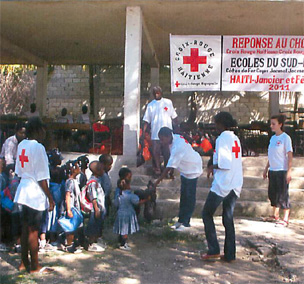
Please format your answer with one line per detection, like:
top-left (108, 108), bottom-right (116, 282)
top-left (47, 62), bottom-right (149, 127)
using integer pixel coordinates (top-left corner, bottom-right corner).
top-left (0, 274), bottom-right (37, 284)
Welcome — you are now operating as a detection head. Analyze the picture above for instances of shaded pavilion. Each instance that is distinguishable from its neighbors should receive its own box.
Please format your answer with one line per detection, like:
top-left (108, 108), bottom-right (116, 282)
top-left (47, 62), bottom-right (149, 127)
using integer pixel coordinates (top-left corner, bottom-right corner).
top-left (1, 0), bottom-right (304, 163)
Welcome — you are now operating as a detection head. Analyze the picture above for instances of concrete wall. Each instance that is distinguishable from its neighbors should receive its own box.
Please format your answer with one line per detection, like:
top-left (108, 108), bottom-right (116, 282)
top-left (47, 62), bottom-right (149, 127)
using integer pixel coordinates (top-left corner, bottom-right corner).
top-left (45, 65), bottom-right (302, 124)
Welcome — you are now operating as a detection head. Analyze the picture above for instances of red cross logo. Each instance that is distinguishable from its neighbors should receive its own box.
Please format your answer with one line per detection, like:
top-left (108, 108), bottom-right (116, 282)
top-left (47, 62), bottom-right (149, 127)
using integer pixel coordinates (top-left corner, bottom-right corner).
top-left (175, 81), bottom-right (180, 88)
top-left (164, 107), bottom-right (168, 111)
top-left (19, 149), bottom-right (29, 168)
top-left (232, 141), bottom-right (241, 158)
top-left (183, 48), bottom-right (207, 72)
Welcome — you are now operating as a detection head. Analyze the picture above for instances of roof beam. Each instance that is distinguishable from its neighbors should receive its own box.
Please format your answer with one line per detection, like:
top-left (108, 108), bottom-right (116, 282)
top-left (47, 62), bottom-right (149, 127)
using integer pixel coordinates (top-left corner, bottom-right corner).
top-left (0, 37), bottom-right (46, 66)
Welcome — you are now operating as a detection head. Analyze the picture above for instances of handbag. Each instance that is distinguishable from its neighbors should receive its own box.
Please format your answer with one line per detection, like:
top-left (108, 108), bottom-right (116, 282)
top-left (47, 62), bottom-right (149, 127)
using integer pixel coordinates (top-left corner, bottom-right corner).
top-left (58, 207), bottom-right (83, 233)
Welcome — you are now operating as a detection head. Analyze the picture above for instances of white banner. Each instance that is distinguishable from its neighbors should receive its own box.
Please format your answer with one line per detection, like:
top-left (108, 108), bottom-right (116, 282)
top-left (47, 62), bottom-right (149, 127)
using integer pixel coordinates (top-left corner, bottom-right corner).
top-left (222, 36), bottom-right (304, 92)
top-left (170, 35), bottom-right (222, 92)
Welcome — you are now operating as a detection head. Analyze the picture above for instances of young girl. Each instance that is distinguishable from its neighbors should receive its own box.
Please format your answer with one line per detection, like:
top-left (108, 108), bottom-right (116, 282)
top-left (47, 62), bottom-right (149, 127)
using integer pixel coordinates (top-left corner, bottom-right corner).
top-left (113, 168), bottom-right (140, 251)
top-left (263, 115), bottom-right (293, 227)
top-left (64, 160), bottom-right (82, 253)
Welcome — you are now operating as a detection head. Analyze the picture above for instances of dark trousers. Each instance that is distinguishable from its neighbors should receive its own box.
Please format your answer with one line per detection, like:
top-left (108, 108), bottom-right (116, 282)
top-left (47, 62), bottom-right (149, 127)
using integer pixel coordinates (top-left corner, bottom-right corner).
top-left (178, 176), bottom-right (198, 226)
top-left (202, 190), bottom-right (238, 261)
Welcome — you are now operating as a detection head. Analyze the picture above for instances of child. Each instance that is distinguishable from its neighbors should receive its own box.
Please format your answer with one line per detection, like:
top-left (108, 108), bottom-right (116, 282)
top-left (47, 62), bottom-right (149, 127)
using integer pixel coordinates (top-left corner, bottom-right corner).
top-left (63, 160), bottom-right (82, 253)
top-left (113, 168), bottom-right (140, 251)
top-left (77, 155), bottom-right (89, 189)
top-left (85, 161), bottom-right (106, 252)
top-left (98, 154), bottom-right (113, 216)
top-left (39, 149), bottom-right (64, 252)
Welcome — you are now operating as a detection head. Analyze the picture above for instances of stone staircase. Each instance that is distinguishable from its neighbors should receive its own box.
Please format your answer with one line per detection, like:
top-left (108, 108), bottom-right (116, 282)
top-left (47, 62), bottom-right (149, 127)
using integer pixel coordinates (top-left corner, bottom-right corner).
top-left (131, 156), bottom-right (304, 219)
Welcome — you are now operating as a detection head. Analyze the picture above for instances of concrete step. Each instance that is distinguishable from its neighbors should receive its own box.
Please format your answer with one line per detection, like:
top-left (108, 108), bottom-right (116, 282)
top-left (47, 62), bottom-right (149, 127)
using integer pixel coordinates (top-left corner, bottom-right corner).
top-left (133, 186), bottom-right (304, 203)
top-left (133, 165), bottom-right (304, 178)
top-left (154, 199), bottom-right (304, 219)
top-left (133, 156), bottom-right (304, 174)
top-left (242, 166), bottom-right (304, 178)
top-left (132, 174), bottom-right (304, 190)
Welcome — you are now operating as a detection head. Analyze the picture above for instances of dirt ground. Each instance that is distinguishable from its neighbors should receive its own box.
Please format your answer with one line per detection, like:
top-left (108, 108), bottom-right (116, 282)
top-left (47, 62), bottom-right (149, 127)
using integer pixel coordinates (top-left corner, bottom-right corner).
top-left (1, 217), bottom-right (304, 284)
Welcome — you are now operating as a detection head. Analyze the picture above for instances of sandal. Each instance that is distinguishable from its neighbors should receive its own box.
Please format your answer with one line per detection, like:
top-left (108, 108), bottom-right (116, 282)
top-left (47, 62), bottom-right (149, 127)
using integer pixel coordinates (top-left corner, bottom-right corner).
top-left (275, 220), bottom-right (289, 227)
top-left (30, 267), bottom-right (55, 274)
top-left (263, 216), bottom-right (280, 222)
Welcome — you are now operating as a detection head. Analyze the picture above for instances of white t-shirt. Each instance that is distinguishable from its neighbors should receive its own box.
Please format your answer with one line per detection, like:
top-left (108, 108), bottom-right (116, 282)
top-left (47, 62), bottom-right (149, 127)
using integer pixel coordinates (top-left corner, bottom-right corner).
top-left (14, 139), bottom-right (50, 211)
top-left (0, 135), bottom-right (18, 165)
top-left (77, 113), bottom-right (90, 124)
top-left (25, 110), bottom-right (40, 118)
top-left (167, 134), bottom-right (203, 179)
top-left (211, 131), bottom-right (243, 198)
top-left (57, 114), bottom-right (74, 124)
top-left (143, 98), bottom-right (178, 140)
top-left (268, 132), bottom-right (293, 171)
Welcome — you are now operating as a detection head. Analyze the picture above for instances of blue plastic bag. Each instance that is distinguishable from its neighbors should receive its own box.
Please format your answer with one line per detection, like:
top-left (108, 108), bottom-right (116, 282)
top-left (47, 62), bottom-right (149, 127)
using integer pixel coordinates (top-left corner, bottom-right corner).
top-left (58, 207), bottom-right (83, 233)
top-left (0, 190), bottom-right (14, 212)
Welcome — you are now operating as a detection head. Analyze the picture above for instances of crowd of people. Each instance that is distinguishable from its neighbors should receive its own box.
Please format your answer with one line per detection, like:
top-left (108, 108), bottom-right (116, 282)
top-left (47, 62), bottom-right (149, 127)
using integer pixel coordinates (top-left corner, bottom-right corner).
top-left (0, 85), bottom-right (293, 273)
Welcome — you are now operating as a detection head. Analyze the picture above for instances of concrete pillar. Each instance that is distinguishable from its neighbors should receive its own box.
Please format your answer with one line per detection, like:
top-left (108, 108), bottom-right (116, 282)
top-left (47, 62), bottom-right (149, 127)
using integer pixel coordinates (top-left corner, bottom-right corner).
top-left (93, 65), bottom-right (101, 119)
top-left (150, 67), bottom-right (159, 99)
top-left (269, 92), bottom-right (280, 117)
top-left (36, 62), bottom-right (48, 117)
top-left (123, 6), bottom-right (142, 164)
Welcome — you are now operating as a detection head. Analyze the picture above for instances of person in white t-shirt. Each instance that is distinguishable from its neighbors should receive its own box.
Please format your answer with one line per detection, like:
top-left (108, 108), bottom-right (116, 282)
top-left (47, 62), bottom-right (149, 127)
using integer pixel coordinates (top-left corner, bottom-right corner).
top-left (201, 112), bottom-right (243, 262)
top-left (14, 117), bottom-right (55, 273)
top-left (25, 103), bottom-right (40, 118)
top-left (57, 108), bottom-right (74, 124)
top-left (155, 127), bottom-right (203, 231)
top-left (263, 115), bottom-right (293, 227)
top-left (0, 122), bottom-right (26, 173)
top-left (142, 86), bottom-right (178, 177)
top-left (77, 105), bottom-right (91, 124)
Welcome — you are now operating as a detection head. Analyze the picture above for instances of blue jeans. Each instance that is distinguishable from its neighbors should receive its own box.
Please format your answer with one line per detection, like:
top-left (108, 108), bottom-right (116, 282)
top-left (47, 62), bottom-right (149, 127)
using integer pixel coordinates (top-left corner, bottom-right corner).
top-left (202, 190), bottom-right (238, 261)
top-left (178, 176), bottom-right (198, 226)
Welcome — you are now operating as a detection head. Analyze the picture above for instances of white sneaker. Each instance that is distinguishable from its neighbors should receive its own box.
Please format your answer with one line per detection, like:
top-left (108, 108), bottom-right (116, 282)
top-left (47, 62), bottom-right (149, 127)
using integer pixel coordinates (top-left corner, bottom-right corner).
top-left (97, 237), bottom-right (107, 249)
top-left (44, 243), bottom-right (57, 251)
top-left (175, 224), bottom-right (190, 232)
top-left (120, 243), bottom-right (131, 251)
top-left (87, 243), bottom-right (105, 252)
top-left (170, 222), bottom-right (182, 229)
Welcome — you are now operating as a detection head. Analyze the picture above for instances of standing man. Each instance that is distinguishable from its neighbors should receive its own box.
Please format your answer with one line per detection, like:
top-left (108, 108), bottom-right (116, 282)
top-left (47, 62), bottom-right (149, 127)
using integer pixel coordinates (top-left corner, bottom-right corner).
top-left (201, 112), bottom-right (243, 262)
top-left (155, 127), bottom-right (203, 231)
top-left (142, 86), bottom-right (178, 177)
top-left (0, 122), bottom-right (26, 173)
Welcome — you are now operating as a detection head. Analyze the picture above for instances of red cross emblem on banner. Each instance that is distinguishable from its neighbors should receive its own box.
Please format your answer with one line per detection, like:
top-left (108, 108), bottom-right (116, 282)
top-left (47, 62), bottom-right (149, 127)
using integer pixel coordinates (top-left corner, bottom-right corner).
top-left (19, 149), bottom-right (29, 168)
top-left (175, 81), bottom-right (180, 88)
top-left (232, 141), bottom-right (241, 158)
top-left (164, 107), bottom-right (168, 111)
top-left (183, 48), bottom-right (207, 72)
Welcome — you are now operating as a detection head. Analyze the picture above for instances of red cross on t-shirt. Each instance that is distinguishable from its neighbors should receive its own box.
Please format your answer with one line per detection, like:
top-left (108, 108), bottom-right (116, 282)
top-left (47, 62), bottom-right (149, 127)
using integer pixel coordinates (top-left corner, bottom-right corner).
top-left (183, 48), bottom-right (207, 72)
top-left (164, 107), bottom-right (168, 111)
top-left (19, 149), bottom-right (29, 168)
top-left (232, 141), bottom-right (241, 158)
